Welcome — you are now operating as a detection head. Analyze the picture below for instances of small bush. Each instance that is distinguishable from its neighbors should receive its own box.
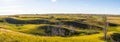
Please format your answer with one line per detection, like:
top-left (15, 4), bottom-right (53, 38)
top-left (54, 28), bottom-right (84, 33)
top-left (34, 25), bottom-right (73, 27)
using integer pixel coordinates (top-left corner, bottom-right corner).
top-left (111, 33), bottom-right (120, 42)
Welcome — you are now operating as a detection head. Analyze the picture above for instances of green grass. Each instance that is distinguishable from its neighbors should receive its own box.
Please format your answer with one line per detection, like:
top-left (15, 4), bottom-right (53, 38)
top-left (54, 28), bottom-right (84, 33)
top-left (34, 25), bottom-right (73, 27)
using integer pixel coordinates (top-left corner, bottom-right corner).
top-left (0, 14), bottom-right (120, 42)
top-left (0, 28), bottom-right (105, 42)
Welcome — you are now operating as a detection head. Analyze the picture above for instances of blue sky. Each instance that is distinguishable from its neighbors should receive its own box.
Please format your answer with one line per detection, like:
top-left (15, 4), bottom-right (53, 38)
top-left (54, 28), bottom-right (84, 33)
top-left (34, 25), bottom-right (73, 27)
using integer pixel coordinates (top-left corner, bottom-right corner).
top-left (0, 0), bottom-right (120, 15)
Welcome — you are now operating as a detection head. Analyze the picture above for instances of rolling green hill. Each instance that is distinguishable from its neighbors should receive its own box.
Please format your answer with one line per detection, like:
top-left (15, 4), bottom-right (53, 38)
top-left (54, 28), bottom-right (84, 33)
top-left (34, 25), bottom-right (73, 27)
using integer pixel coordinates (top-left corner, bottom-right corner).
top-left (0, 14), bottom-right (120, 42)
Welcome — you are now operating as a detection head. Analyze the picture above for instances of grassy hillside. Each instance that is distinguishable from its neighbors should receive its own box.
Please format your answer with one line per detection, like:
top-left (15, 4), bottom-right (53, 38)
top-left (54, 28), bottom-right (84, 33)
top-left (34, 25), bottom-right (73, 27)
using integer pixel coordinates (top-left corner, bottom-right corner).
top-left (0, 28), bottom-right (105, 42)
top-left (0, 14), bottom-right (120, 42)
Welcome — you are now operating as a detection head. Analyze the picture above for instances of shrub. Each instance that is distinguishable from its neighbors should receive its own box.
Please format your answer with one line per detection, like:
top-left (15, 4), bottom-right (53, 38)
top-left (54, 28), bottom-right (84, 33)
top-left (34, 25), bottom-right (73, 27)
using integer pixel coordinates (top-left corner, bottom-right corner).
top-left (111, 33), bottom-right (120, 42)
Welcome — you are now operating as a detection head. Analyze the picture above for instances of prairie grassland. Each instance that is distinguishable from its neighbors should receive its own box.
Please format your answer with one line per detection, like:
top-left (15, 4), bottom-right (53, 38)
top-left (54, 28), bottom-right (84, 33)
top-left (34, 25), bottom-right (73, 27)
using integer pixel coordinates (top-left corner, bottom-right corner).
top-left (0, 28), bottom-right (105, 42)
top-left (0, 14), bottom-right (120, 42)
top-left (107, 16), bottom-right (120, 24)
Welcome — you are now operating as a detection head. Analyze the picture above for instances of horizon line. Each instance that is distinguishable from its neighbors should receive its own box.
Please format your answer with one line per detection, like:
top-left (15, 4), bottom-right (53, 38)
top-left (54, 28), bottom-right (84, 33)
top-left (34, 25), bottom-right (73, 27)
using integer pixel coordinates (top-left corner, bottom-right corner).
top-left (0, 13), bottom-right (120, 16)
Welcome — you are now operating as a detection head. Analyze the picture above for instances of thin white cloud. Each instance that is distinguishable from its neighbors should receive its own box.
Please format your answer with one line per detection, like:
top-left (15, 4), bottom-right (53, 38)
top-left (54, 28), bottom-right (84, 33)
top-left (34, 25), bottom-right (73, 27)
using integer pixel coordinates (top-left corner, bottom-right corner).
top-left (0, 5), bottom-right (24, 15)
top-left (0, 0), bottom-right (23, 15)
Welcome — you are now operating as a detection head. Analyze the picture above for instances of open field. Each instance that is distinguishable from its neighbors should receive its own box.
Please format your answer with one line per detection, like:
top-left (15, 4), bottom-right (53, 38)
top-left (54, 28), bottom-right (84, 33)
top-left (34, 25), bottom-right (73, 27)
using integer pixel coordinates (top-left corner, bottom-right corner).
top-left (0, 14), bottom-right (120, 42)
